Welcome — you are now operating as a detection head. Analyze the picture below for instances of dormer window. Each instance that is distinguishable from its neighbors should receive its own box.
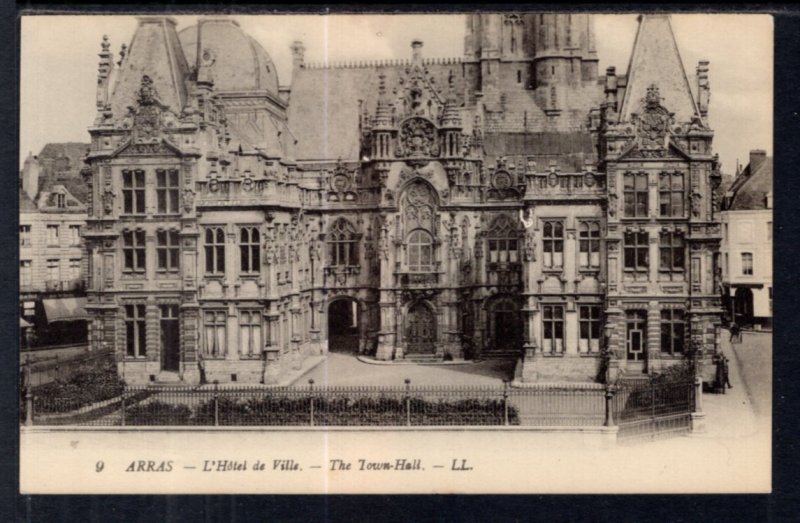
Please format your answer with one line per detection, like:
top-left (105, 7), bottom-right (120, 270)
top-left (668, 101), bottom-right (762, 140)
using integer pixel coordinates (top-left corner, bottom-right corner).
top-left (56, 193), bottom-right (66, 209)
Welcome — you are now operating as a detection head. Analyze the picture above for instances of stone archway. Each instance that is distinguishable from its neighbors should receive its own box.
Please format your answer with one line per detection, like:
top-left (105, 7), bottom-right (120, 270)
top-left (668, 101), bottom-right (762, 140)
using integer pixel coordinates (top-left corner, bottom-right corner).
top-left (487, 295), bottom-right (523, 354)
top-left (328, 298), bottom-right (360, 353)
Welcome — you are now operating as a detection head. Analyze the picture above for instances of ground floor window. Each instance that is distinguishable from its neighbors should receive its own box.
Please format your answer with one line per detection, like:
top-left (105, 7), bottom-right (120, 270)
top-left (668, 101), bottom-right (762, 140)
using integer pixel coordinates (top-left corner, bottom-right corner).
top-left (660, 309), bottom-right (685, 355)
top-left (125, 304), bottom-right (147, 358)
top-left (239, 310), bottom-right (263, 357)
top-left (626, 310), bottom-right (647, 361)
top-left (579, 305), bottom-right (602, 353)
top-left (203, 310), bottom-right (227, 357)
top-left (542, 305), bottom-right (564, 353)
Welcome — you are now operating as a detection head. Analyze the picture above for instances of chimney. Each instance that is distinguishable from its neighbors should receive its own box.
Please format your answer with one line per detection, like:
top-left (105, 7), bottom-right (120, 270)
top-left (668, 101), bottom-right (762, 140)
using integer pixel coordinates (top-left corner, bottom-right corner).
top-left (749, 149), bottom-right (767, 172)
top-left (411, 39), bottom-right (423, 63)
top-left (21, 152), bottom-right (40, 202)
top-left (290, 40), bottom-right (306, 69)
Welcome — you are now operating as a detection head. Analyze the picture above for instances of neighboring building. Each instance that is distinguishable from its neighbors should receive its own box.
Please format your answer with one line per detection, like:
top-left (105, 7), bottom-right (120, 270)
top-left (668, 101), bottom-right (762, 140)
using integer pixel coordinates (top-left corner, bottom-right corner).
top-left (19, 143), bottom-right (90, 347)
top-left (721, 150), bottom-right (772, 329)
top-left (82, 14), bottom-right (722, 385)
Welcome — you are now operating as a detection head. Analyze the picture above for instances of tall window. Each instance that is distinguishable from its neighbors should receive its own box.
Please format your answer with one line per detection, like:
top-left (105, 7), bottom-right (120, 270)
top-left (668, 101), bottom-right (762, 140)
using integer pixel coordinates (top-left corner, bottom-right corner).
top-left (125, 304), bottom-right (147, 358)
top-left (407, 229), bottom-right (433, 272)
top-left (20, 260), bottom-right (32, 287)
top-left (205, 227), bottom-right (226, 274)
top-left (623, 172), bottom-right (648, 217)
top-left (203, 310), bottom-right (227, 357)
top-left (659, 231), bottom-right (685, 271)
top-left (156, 230), bottom-right (180, 272)
top-left (624, 231), bottom-right (649, 271)
top-left (542, 220), bottom-right (564, 268)
top-left (488, 215), bottom-right (518, 264)
top-left (20, 225), bottom-right (31, 247)
top-left (579, 305), bottom-right (602, 353)
top-left (122, 230), bottom-right (146, 272)
top-left (122, 169), bottom-right (146, 215)
top-left (660, 309), bottom-right (685, 355)
top-left (46, 225), bottom-right (59, 246)
top-left (659, 172), bottom-right (684, 217)
top-left (56, 193), bottom-right (66, 209)
top-left (46, 259), bottom-right (59, 285)
top-left (741, 252), bottom-right (753, 275)
top-left (542, 305), bottom-right (565, 353)
top-left (328, 219), bottom-right (358, 267)
top-left (156, 169), bottom-right (180, 214)
top-left (240, 227), bottom-right (261, 274)
top-left (578, 221), bottom-right (600, 269)
top-left (69, 225), bottom-right (81, 246)
top-left (239, 310), bottom-right (263, 357)
top-left (68, 259), bottom-right (81, 282)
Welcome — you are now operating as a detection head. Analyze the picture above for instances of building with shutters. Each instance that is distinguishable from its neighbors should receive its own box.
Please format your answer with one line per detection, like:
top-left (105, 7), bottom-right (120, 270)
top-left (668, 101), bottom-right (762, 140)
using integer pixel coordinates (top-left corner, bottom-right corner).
top-left (80, 14), bottom-right (722, 385)
top-left (721, 150), bottom-right (772, 329)
top-left (19, 143), bottom-right (90, 347)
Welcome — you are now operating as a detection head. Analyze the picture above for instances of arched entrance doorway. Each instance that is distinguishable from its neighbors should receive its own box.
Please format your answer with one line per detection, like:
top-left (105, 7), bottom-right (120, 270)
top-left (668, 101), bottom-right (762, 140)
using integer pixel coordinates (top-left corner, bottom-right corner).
top-left (328, 298), bottom-right (359, 353)
top-left (733, 287), bottom-right (754, 327)
top-left (406, 302), bottom-right (436, 355)
top-left (488, 296), bottom-right (522, 354)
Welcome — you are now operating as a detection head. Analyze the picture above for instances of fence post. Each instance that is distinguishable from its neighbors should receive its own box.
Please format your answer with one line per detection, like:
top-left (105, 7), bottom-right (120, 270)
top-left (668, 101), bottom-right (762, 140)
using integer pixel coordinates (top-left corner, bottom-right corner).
top-left (213, 380), bottom-right (219, 427)
top-left (694, 376), bottom-right (703, 413)
top-left (604, 385), bottom-right (615, 427)
top-left (23, 355), bottom-right (33, 426)
top-left (503, 380), bottom-right (510, 426)
top-left (404, 378), bottom-right (411, 427)
top-left (309, 379), bottom-right (315, 427)
top-left (120, 390), bottom-right (126, 427)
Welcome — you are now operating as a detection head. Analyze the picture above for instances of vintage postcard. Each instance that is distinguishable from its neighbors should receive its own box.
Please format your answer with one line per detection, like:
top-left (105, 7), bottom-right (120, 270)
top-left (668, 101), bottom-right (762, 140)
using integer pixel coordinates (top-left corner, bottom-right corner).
top-left (19, 12), bottom-right (772, 494)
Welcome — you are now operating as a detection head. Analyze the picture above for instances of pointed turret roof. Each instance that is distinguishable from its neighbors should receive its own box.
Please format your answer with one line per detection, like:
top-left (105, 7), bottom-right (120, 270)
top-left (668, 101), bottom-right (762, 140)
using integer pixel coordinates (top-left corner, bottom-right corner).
top-left (618, 15), bottom-right (700, 125)
top-left (108, 17), bottom-right (190, 120)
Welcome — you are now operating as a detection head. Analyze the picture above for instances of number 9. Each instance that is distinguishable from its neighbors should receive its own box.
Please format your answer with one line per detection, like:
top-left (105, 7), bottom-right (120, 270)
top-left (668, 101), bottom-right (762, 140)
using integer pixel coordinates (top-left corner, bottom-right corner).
top-left (96, 461), bottom-right (104, 473)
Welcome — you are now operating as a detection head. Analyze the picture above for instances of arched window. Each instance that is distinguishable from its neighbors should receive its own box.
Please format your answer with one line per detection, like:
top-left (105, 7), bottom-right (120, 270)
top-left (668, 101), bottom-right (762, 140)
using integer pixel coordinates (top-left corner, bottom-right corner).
top-left (205, 227), bottom-right (225, 274)
top-left (239, 227), bottom-right (261, 274)
top-left (327, 218), bottom-right (358, 267)
top-left (488, 214), bottom-right (518, 264)
top-left (407, 229), bottom-right (433, 272)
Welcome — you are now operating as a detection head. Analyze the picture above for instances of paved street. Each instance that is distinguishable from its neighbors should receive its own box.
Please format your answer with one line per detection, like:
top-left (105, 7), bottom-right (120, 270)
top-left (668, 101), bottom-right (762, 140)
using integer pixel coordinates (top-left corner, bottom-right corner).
top-left (295, 353), bottom-right (515, 387)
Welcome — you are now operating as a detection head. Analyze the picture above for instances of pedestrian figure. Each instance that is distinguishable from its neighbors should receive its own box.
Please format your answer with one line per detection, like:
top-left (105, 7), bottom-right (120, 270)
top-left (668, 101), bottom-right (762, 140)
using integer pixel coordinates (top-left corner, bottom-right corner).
top-left (729, 323), bottom-right (740, 344)
top-left (198, 352), bottom-right (207, 385)
top-left (723, 356), bottom-right (733, 389)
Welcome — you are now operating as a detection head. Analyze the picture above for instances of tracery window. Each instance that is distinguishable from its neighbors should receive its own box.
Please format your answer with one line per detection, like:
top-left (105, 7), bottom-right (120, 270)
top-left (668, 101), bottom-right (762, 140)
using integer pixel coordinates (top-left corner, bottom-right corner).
top-left (327, 219), bottom-right (358, 267)
top-left (205, 227), bottom-right (225, 274)
top-left (488, 214), bottom-right (518, 264)
top-left (240, 227), bottom-right (261, 274)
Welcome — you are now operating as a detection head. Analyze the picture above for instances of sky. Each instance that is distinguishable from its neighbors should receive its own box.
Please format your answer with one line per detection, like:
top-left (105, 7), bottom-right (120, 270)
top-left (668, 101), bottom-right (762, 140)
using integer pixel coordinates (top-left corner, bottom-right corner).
top-left (20, 13), bottom-right (773, 174)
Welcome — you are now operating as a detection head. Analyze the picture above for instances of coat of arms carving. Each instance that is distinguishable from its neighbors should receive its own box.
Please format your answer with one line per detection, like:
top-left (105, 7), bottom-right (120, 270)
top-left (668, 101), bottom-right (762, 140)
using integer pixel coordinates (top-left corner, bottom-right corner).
top-left (396, 117), bottom-right (438, 158)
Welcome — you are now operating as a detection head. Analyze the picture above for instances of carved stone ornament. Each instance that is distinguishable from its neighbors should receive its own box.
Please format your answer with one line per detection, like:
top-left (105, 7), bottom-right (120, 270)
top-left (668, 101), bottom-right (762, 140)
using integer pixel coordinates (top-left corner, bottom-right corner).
top-left (607, 193), bottom-right (618, 217)
top-left (636, 84), bottom-right (674, 150)
top-left (492, 170), bottom-right (512, 190)
top-left (397, 117), bottom-right (438, 158)
top-left (182, 188), bottom-right (195, 212)
top-left (130, 75), bottom-right (165, 142)
top-left (548, 172), bottom-right (558, 187)
top-left (691, 192), bottom-right (702, 217)
top-left (584, 172), bottom-right (596, 187)
top-left (102, 189), bottom-right (115, 214)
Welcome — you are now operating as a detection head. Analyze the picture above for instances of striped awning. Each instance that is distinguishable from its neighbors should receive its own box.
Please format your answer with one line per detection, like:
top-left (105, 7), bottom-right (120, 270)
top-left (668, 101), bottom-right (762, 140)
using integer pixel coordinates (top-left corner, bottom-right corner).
top-left (42, 297), bottom-right (89, 323)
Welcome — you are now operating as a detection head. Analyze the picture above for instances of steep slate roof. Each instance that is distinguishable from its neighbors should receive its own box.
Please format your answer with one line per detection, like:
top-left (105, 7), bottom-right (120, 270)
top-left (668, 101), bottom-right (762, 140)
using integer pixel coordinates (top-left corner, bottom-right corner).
top-left (618, 15), bottom-right (700, 125)
top-left (36, 142), bottom-right (91, 204)
top-left (108, 17), bottom-right (190, 120)
top-left (178, 20), bottom-right (280, 94)
top-left (483, 132), bottom-right (596, 172)
top-left (288, 62), bottom-right (468, 161)
top-left (727, 157), bottom-right (772, 211)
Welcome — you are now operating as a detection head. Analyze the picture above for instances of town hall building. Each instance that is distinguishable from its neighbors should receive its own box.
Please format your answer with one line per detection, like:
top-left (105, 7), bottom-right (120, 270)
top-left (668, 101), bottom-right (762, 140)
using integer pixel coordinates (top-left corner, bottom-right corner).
top-left (80, 14), bottom-right (723, 385)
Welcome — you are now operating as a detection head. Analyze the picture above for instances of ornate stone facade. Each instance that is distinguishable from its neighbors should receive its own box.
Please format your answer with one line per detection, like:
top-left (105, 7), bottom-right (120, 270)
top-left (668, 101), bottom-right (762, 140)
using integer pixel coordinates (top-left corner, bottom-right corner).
top-left (82, 14), bottom-right (722, 386)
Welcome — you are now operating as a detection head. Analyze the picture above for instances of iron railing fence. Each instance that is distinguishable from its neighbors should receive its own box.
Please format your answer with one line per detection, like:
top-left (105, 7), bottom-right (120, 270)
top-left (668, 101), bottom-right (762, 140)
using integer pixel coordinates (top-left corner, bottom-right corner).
top-left (22, 381), bottom-right (613, 428)
top-left (612, 378), bottom-right (696, 443)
